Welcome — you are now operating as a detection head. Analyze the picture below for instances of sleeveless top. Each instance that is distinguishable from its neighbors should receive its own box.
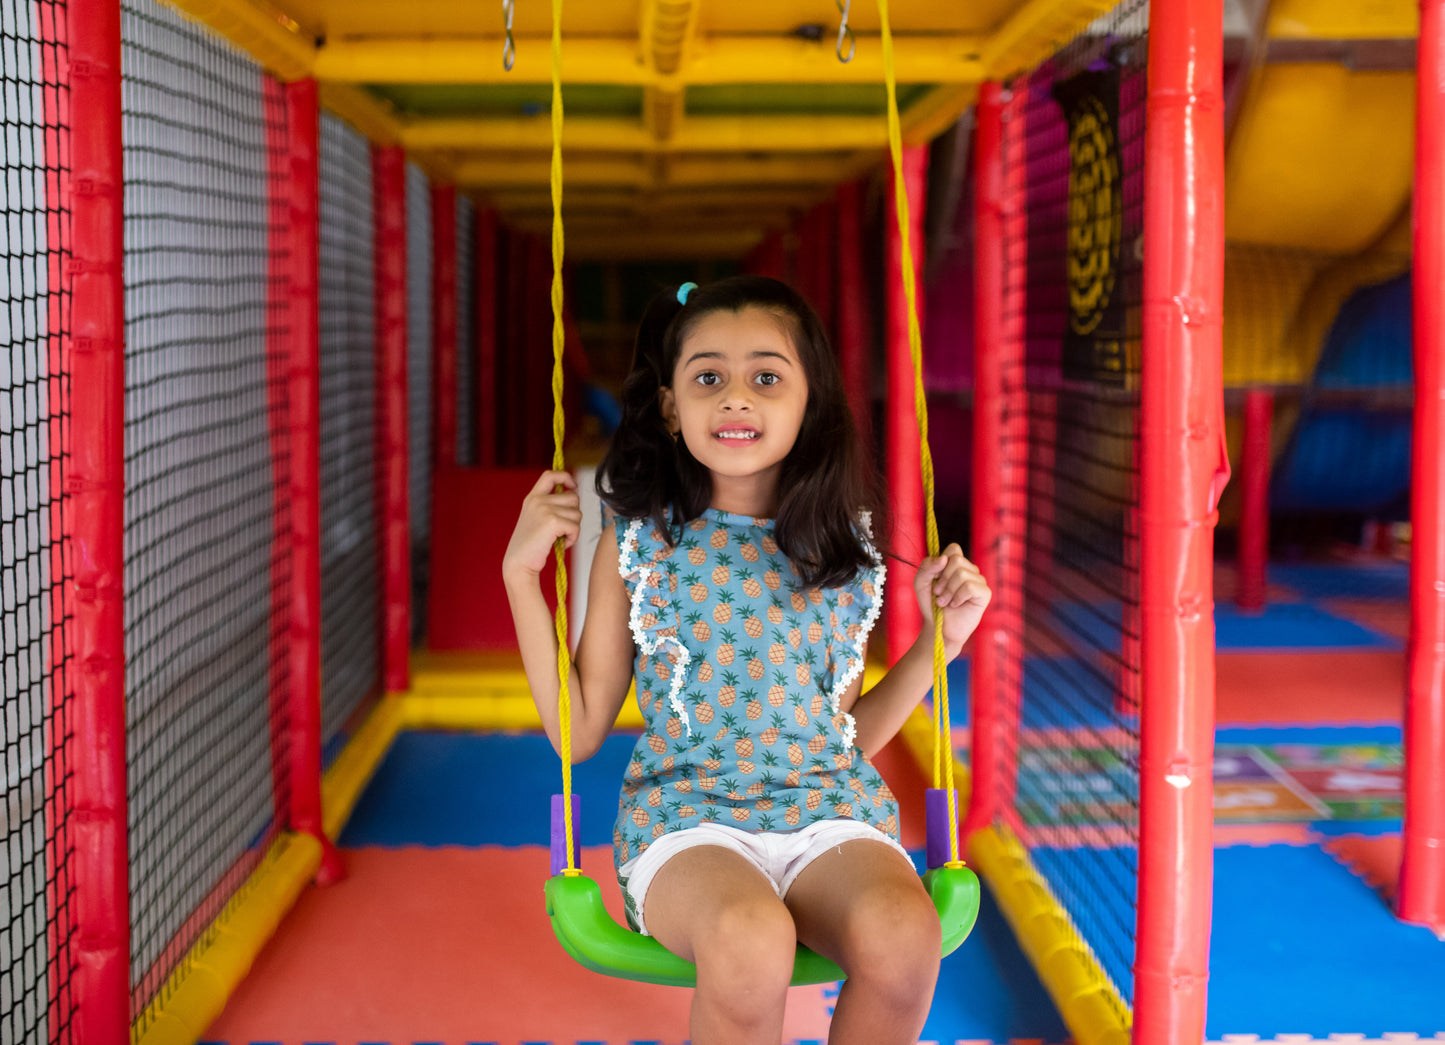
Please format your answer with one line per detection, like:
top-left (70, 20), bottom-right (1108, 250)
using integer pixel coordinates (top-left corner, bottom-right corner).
top-left (612, 507), bottom-right (899, 872)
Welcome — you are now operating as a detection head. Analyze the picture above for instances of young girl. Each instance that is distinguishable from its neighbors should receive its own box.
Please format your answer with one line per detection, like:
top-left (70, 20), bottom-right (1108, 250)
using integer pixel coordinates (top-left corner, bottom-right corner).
top-left (503, 276), bottom-right (990, 1045)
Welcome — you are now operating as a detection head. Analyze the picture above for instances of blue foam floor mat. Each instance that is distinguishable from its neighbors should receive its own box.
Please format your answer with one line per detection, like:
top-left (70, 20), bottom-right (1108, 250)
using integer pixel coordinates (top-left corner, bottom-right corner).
top-left (1208, 844), bottom-right (1445, 1038)
top-left (1215, 601), bottom-right (1399, 650)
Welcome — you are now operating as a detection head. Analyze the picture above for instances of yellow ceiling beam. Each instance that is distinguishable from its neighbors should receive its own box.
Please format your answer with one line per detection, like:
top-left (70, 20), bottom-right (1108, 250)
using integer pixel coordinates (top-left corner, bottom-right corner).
top-left (313, 35), bottom-right (985, 85)
top-left (641, 0), bottom-right (700, 142)
top-left (456, 152), bottom-right (879, 190)
top-left (979, 0), bottom-right (1117, 80)
top-left (162, 0), bottom-right (316, 81)
top-left (487, 187), bottom-right (825, 213)
top-left (400, 114), bottom-right (890, 153)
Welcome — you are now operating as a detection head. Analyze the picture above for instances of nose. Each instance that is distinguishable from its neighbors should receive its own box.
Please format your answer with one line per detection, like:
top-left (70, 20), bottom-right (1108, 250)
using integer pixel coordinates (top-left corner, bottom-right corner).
top-left (720, 383), bottom-right (754, 411)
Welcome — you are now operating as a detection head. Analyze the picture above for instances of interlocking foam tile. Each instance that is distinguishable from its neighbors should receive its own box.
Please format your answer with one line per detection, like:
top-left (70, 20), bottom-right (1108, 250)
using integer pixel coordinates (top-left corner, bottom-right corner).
top-left (1216, 652), bottom-right (1405, 727)
top-left (1267, 561), bottom-right (1410, 602)
top-left (1215, 602), bottom-right (1399, 651)
top-left (1207, 845), bottom-right (1445, 1039)
top-left (1323, 834), bottom-right (1404, 902)
top-left (1325, 598), bottom-right (1411, 642)
top-left (202, 846), bottom-right (835, 1045)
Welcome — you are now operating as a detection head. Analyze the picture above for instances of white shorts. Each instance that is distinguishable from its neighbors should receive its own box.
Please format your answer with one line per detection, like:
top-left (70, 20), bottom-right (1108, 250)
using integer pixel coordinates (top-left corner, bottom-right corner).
top-left (618, 819), bottom-right (913, 936)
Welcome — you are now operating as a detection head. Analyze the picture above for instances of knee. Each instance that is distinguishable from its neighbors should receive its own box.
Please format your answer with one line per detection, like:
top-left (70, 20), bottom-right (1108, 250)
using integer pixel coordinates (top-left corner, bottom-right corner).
top-left (694, 898), bottom-right (797, 1007)
top-left (838, 883), bottom-right (942, 1001)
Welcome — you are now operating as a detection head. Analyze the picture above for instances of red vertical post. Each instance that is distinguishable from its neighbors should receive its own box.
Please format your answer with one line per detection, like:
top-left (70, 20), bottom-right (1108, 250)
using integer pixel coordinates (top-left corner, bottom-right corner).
top-left (432, 183), bottom-right (459, 470)
top-left (373, 145), bottom-right (411, 693)
top-left (476, 207), bottom-right (498, 468)
top-left (747, 230), bottom-right (786, 281)
top-left (1399, 0), bottom-right (1445, 935)
top-left (67, 0), bottom-right (131, 1037)
top-left (965, 82), bottom-right (1026, 837)
top-left (270, 77), bottom-right (344, 882)
top-left (1135, 0), bottom-right (1226, 1041)
top-left (811, 198), bottom-right (837, 344)
top-left (835, 181), bottom-right (872, 449)
top-left (1236, 387), bottom-right (1274, 611)
top-left (885, 144), bottom-right (928, 663)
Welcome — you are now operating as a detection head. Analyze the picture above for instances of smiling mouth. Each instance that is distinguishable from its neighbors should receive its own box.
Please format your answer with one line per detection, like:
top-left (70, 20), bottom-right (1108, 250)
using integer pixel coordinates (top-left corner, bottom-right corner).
top-left (714, 429), bottom-right (760, 441)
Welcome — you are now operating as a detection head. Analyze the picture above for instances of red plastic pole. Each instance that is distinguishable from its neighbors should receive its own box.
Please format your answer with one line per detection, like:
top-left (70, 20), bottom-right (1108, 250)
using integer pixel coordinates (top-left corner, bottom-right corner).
top-left (1236, 387), bottom-right (1274, 611)
top-left (835, 181), bottom-right (871, 448)
top-left (432, 183), bottom-right (459, 470)
top-left (812, 197), bottom-right (837, 344)
top-left (885, 144), bottom-right (928, 663)
top-left (271, 78), bottom-right (344, 883)
top-left (965, 82), bottom-right (1026, 837)
top-left (1135, 0), bottom-right (1226, 1040)
top-left (747, 230), bottom-right (786, 281)
top-left (1399, 0), bottom-right (1445, 935)
top-left (373, 145), bottom-right (411, 693)
top-left (68, 0), bottom-right (131, 1036)
top-left (476, 207), bottom-right (498, 468)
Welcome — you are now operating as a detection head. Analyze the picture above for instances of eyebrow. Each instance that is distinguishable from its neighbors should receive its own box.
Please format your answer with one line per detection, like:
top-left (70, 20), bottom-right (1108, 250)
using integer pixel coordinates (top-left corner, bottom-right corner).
top-left (682, 349), bottom-right (795, 366)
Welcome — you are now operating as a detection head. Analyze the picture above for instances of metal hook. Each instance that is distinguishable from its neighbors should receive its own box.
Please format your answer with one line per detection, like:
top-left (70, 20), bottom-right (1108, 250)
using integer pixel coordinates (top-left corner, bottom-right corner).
top-left (835, 0), bottom-right (855, 63)
top-left (502, 0), bottom-right (516, 71)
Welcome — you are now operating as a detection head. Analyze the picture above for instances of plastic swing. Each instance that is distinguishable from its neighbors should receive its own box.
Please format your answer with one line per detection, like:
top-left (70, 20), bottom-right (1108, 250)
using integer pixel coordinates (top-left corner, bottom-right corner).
top-left (530, 0), bottom-right (980, 986)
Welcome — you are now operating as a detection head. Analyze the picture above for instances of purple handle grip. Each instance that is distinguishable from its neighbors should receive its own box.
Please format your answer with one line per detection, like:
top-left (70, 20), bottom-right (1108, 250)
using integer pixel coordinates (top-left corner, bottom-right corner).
top-left (550, 794), bottom-right (581, 876)
top-left (925, 788), bottom-right (959, 870)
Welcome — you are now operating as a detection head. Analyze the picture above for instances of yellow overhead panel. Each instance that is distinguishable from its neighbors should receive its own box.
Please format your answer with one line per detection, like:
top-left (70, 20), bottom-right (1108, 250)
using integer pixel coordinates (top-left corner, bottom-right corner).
top-left (313, 35), bottom-right (984, 85)
top-left (400, 114), bottom-right (889, 153)
top-left (980, 0), bottom-right (1118, 80)
top-left (641, 0), bottom-right (700, 142)
top-left (162, 0), bottom-right (315, 80)
top-left (456, 156), bottom-right (652, 190)
top-left (1268, 0), bottom-right (1418, 39)
top-left (280, 0), bottom-right (640, 38)
top-left (1224, 63), bottom-right (1414, 252)
top-left (486, 186), bottom-right (825, 215)
top-left (695, 0), bottom-right (1016, 34)
top-left (455, 151), bottom-right (877, 191)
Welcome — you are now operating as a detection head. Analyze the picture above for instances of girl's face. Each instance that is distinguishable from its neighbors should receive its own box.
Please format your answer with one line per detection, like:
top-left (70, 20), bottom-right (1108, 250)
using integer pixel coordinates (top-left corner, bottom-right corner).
top-left (659, 306), bottom-right (809, 515)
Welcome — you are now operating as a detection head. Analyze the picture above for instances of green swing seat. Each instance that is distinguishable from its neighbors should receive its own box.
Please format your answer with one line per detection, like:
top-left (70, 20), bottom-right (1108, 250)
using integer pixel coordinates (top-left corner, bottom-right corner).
top-left (544, 862), bottom-right (980, 987)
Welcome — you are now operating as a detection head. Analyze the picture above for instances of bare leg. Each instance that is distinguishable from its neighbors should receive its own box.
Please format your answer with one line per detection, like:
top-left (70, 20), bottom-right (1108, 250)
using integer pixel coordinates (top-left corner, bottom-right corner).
top-left (785, 840), bottom-right (941, 1045)
top-left (644, 845), bottom-right (796, 1045)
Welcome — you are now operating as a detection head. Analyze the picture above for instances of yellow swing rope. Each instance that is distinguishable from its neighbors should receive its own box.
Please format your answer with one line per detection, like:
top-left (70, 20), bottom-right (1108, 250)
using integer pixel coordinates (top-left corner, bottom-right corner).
top-left (546, 0), bottom-right (959, 876)
top-left (877, 0), bottom-right (962, 868)
top-left (547, 0), bottom-right (579, 878)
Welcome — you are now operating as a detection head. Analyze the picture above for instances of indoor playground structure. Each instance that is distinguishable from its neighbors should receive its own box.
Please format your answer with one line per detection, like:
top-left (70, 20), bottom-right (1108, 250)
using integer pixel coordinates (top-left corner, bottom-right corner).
top-left (4, 0), bottom-right (1445, 1043)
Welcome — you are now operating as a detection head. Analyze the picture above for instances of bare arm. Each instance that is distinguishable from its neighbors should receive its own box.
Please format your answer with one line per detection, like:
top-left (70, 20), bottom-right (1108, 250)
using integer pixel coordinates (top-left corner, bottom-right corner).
top-left (840, 543), bottom-right (991, 759)
top-left (502, 471), bottom-right (636, 761)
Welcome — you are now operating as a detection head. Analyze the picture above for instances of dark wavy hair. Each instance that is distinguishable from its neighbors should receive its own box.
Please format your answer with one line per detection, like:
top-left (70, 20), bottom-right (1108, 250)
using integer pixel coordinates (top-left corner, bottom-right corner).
top-left (596, 275), bottom-right (883, 589)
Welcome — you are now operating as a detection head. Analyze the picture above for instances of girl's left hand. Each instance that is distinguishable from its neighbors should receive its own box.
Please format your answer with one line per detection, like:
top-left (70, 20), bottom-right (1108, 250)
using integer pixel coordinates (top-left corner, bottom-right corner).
top-left (913, 543), bottom-right (992, 659)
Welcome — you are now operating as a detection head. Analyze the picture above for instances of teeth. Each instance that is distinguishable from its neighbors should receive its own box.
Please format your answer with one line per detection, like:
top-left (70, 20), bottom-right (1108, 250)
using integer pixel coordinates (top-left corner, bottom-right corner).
top-left (716, 431), bottom-right (758, 440)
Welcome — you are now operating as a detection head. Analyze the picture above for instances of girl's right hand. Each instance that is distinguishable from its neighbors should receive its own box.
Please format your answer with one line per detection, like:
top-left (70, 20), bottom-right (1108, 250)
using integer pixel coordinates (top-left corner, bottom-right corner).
top-left (502, 470), bottom-right (582, 582)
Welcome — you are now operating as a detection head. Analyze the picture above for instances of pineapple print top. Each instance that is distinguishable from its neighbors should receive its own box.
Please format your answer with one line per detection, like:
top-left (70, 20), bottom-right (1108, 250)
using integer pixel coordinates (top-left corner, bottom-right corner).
top-left (612, 507), bottom-right (899, 875)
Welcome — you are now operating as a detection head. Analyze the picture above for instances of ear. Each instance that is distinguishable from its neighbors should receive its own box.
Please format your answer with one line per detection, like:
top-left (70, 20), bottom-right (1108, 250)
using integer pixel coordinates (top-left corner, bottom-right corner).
top-left (658, 386), bottom-right (680, 435)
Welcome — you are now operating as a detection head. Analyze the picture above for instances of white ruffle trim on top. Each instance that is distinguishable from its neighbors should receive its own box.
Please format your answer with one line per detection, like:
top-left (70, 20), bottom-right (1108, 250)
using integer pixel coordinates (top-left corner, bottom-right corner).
top-left (825, 511), bottom-right (886, 752)
top-left (617, 517), bottom-right (694, 739)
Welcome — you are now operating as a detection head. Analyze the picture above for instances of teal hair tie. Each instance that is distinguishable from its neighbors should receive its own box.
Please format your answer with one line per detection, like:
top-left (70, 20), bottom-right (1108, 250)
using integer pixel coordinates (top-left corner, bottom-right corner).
top-left (676, 282), bottom-right (698, 305)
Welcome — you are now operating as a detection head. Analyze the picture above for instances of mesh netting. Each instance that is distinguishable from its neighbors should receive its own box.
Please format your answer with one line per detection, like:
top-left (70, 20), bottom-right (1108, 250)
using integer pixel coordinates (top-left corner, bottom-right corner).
top-left (995, 0), bottom-right (1148, 1014)
top-left (119, 0), bottom-right (288, 1024)
top-left (318, 112), bottom-right (380, 748)
top-left (455, 194), bottom-right (476, 466)
top-left (1, 2), bottom-right (73, 1039)
top-left (405, 162), bottom-right (432, 643)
